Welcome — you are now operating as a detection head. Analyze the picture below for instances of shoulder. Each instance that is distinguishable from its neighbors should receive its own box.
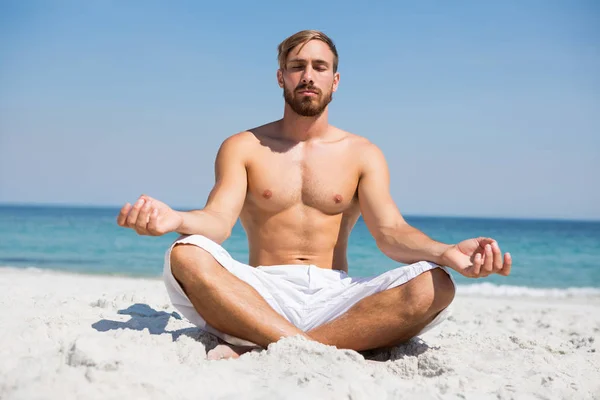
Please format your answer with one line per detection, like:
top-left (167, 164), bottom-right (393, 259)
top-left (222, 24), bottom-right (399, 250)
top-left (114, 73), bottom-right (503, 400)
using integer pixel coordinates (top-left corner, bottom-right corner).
top-left (334, 128), bottom-right (386, 167)
top-left (219, 121), bottom-right (280, 150)
top-left (333, 130), bottom-right (388, 181)
top-left (332, 127), bottom-right (381, 152)
top-left (216, 130), bottom-right (261, 162)
top-left (220, 130), bottom-right (259, 149)
top-left (353, 136), bottom-right (383, 157)
top-left (213, 132), bottom-right (255, 171)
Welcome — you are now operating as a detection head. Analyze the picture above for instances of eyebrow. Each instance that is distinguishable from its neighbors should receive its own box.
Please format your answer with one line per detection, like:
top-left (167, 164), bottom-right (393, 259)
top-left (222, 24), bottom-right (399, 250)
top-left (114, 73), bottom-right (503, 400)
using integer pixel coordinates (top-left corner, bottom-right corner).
top-left (287, 58), bottom-right (330, 67)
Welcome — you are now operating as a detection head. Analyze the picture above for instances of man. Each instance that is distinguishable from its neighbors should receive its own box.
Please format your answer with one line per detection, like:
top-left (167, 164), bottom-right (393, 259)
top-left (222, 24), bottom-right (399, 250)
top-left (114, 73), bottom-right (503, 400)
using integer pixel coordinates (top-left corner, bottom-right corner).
top-left (117, 30), bottom-right (511, 360)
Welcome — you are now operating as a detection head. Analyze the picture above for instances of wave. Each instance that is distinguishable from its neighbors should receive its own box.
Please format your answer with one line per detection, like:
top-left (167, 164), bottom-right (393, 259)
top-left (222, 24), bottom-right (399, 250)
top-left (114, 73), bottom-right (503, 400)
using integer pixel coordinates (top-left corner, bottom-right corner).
top-left (0, 256), bottom-right (103, 265)
top-left (456, 282), bottom-right (600, 298)
top-left (2, 265), bottom-right (599, 298)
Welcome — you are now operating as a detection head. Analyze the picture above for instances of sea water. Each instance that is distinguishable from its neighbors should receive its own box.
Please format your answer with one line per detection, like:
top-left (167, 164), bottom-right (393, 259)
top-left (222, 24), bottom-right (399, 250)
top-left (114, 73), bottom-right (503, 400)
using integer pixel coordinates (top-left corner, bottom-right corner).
top-left (1, 205), bottom-right (599, 296)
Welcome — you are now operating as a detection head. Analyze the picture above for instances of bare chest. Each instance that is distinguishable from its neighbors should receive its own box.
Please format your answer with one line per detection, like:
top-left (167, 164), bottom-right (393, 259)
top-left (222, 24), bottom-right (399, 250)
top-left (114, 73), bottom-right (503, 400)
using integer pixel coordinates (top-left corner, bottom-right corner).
top-left (245, 149), bottom-right (359, 215)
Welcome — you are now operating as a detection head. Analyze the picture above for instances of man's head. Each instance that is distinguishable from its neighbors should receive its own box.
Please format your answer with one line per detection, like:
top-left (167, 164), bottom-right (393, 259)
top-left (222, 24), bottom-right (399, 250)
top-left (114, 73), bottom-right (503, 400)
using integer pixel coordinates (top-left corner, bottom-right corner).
top-left (277, 30), bottom-right (340, 117)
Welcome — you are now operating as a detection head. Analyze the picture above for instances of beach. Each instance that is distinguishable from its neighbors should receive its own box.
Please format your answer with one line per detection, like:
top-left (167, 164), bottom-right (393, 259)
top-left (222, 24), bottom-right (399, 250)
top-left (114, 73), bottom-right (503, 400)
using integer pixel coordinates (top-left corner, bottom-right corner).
top-left (2, 1), bottom-right (599, 398)
top-left (1, 267), bottom-right (598, 399)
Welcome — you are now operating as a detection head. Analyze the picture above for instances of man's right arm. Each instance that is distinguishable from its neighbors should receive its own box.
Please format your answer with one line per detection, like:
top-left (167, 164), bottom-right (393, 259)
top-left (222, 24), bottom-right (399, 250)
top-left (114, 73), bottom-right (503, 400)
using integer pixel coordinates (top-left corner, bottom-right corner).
top-left (175, 134), bottom-right (249, 242)
top-left (117, 133), bottom-right (249, 244)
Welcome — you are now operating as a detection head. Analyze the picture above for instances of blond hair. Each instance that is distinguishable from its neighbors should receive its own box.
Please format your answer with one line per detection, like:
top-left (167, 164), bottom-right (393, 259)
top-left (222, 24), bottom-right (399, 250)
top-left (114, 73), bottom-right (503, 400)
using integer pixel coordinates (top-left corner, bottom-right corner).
top-left (277, 30), bottom-right (338, 73)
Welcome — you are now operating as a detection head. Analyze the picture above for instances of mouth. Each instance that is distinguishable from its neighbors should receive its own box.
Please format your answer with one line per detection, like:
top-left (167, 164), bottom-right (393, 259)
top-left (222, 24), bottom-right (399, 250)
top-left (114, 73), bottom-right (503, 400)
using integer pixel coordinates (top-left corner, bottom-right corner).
top-left (297, 90), bottom-right (319, 96)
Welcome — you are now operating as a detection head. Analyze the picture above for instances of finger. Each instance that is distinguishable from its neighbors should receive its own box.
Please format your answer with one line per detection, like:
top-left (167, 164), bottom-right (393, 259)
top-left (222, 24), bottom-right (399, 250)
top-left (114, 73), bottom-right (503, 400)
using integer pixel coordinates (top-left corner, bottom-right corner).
top-left (482, 244), bottom-right (493, 273)
top-left (491, 242), bottom-right (503, 272)
top-left (467, 252), bottom-right (483, 277)
top-left (498, 252), bottom-right (512, 276)
top-left (479, 262), bottom-right (491, 277)
top-left (478, 237), bottom-right (495, 247)
top-left (140, 193), bottom-right (153, 203)
top-left (147, 208), bottom-right (160, 235)
top-left (117, 203), bottom-right (132, 226)
top-left (127, 198), bottom-right (145, 227)
top-left (135, 200), bottom-right (153, 235)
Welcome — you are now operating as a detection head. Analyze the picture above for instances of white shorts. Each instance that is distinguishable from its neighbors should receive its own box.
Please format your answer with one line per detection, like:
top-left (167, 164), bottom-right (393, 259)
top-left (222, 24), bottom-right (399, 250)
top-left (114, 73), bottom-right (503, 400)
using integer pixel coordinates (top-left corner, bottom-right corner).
top-left (163, 234), bottom-right (455, 347)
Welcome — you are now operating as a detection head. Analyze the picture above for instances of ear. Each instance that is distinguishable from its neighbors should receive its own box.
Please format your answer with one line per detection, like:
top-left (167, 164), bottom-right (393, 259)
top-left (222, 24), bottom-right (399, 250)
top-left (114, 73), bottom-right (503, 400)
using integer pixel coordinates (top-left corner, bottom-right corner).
top-left (332, 72), bottom-right (340, 93)
top-left (277, 69), bottom-right (284, 88)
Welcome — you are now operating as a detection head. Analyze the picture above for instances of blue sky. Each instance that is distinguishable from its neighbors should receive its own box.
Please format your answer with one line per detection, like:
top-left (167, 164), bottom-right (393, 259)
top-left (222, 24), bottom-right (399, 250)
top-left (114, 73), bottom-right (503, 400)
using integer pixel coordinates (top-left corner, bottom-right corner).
top-left (1, 1), bottom-right (598, 220)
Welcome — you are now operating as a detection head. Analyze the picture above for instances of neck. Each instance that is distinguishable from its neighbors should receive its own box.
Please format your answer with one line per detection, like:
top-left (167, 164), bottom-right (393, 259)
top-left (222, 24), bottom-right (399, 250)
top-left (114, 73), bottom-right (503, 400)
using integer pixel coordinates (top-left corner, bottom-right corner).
top-left (280, 103), bottom-right (330, 141)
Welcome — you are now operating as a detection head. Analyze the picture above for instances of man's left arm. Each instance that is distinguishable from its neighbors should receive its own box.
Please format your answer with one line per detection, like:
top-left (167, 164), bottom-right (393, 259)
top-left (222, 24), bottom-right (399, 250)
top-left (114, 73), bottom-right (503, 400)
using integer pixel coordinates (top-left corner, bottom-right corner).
top-left (357, 142), bottom-right (512, 278)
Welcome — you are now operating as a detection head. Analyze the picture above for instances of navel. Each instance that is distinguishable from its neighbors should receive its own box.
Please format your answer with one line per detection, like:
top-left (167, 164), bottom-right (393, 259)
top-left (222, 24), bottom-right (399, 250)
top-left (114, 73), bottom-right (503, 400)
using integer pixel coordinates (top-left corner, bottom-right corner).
top-left (334, 194), bottom-right (343, 204)
top-left (262, 189), bottom-right (273, 199)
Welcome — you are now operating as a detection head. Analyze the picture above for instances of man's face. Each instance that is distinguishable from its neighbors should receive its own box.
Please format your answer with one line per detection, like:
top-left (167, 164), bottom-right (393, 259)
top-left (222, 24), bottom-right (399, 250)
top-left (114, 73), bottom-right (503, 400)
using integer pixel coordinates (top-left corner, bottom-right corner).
top-left (278, 40), bottom-right (340, 117)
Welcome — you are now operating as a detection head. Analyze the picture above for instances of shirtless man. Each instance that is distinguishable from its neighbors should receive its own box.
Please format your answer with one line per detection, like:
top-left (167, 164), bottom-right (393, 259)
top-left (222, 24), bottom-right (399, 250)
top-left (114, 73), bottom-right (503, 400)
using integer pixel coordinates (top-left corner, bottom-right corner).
top-left (117, 30), bottom-right (512, 360)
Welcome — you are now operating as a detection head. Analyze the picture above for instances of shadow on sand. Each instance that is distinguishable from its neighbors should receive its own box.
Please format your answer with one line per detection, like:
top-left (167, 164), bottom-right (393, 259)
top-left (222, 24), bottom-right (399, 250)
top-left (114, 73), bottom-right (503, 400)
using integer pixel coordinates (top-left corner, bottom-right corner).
top-left (92, 303), bottom-right (434, 362)
top-left (360, 338), bottom-right (433, 362)
top-left (91, 303), bottom-right (219, 350)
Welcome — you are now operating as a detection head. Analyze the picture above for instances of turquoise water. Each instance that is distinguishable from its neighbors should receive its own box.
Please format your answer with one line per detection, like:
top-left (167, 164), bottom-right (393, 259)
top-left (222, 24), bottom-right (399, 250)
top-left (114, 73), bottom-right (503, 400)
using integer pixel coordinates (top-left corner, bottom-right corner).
top-left (1, 205), bottom-right (599, 295)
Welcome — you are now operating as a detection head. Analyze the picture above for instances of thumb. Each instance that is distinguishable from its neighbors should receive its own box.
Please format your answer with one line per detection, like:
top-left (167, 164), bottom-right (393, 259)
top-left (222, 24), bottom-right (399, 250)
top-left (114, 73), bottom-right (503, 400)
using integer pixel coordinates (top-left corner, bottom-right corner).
top-left (477, 237), bottom-right (496, 247)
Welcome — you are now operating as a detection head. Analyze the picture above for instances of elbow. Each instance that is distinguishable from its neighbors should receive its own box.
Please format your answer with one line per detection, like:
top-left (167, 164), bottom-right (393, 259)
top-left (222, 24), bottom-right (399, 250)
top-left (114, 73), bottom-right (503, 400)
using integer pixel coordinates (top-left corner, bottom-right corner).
top-left (206, 229), bottom-right (231, 245)
top-left (218, 229), bottom-right (232, 244)
top-left (210, 224), bottom-right (232, 244)
top-left (374, 222), bottom-right (413, 259)
top-left (374, 227), bottom-right (398, 255)
top-left (200, 208), bottom-right (235, 244)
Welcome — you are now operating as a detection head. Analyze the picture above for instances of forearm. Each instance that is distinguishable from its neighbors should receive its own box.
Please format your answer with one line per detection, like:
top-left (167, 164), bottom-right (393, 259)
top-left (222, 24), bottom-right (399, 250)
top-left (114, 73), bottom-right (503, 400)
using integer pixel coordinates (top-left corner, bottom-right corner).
top-left (377, 224), bottom-right (452, 265)
top-left (175, 209), bottom-right (233, 244)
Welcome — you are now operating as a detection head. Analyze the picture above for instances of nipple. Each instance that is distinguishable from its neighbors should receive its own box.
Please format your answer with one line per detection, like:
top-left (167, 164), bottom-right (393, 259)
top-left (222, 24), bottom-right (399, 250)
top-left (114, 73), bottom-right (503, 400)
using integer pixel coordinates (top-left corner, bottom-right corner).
top-left (262, 189), bottom-right (273, 199)
top-left (334, 194), bottom-right (343, 204)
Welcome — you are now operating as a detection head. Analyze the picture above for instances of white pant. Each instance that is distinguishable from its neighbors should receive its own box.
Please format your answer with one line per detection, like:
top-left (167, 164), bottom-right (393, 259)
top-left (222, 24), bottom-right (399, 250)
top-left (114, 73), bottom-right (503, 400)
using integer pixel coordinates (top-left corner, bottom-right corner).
top-left (163, 234), bottom-right (454, 347)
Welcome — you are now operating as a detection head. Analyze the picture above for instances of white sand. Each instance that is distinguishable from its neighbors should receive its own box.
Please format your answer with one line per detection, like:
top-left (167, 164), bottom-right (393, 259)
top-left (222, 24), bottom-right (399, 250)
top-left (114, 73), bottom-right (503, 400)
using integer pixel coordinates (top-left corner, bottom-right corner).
top-left (1, 267), bottom-right (599, 400)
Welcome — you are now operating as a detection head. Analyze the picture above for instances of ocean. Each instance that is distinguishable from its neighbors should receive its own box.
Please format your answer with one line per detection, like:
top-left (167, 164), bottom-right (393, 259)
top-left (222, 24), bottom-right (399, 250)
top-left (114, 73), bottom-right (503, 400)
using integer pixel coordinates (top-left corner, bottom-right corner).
top-left (1, 204), bottom-right (599, 296)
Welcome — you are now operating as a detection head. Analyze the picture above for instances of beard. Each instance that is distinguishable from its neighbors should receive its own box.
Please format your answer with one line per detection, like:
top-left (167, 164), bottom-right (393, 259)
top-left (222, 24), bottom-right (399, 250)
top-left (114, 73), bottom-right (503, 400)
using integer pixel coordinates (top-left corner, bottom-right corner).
top-left (283, 82), bottom-right (333, 117)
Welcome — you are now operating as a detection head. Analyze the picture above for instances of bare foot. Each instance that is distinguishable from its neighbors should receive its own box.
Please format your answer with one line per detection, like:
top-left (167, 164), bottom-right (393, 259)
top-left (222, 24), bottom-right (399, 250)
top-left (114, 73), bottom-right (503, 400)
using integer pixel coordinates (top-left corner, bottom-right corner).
top-left (207, 340), bottom-right (255, 360)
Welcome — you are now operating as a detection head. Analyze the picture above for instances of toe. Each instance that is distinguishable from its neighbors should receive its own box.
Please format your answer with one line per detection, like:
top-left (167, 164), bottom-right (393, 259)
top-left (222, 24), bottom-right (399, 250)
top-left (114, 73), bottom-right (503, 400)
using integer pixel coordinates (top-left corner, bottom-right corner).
top-left (207, 344), bottom-right (241, 360)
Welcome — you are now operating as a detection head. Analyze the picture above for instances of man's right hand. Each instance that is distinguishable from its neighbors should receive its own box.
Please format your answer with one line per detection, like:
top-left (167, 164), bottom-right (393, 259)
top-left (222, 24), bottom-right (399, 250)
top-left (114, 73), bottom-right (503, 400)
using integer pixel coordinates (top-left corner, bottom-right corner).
top-left (117, 195), bottom-right (183, 236)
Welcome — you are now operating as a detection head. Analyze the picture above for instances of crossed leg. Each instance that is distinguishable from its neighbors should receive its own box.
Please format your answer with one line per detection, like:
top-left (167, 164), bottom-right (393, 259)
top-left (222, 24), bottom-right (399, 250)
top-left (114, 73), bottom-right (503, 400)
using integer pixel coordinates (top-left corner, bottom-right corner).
top-left (307, 267), bottom-right (455, 351)
top-left (169, 244), bottom-right (455, 359)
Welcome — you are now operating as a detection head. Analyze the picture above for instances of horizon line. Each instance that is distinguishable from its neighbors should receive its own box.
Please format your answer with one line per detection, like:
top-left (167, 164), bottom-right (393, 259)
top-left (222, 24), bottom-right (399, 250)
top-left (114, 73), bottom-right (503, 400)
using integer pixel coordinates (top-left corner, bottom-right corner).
top-left (1, 201), bottom-right (598, 223)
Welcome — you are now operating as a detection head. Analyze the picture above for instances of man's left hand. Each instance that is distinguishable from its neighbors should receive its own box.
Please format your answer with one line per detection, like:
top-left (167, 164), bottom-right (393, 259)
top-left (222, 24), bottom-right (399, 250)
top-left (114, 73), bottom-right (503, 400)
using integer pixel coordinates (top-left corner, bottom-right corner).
top-left (440, 237), bottom-right (512, 278)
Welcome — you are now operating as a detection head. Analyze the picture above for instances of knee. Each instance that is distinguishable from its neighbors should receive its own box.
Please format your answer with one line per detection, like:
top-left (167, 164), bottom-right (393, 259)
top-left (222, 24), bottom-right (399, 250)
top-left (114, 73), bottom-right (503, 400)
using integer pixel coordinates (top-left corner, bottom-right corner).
top-left (170, 244), bottom-right (217, 284)
top-left (409, 268), bottom-right (455, 316)
top-left (430, 268), bottom-right (455, 311)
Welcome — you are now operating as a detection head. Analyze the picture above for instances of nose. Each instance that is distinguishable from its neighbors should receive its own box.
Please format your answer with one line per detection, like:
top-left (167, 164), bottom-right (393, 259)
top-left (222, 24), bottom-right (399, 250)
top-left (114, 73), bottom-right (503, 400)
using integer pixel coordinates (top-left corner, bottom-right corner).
top-left (301, 66), bottom-right (314, 84)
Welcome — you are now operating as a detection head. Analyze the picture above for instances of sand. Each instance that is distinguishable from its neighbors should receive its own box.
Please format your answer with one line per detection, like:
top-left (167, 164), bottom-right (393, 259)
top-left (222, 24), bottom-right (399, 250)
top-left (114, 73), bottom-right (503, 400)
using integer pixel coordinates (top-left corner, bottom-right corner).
top-left (1, 267), bottom-right (599, 400)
